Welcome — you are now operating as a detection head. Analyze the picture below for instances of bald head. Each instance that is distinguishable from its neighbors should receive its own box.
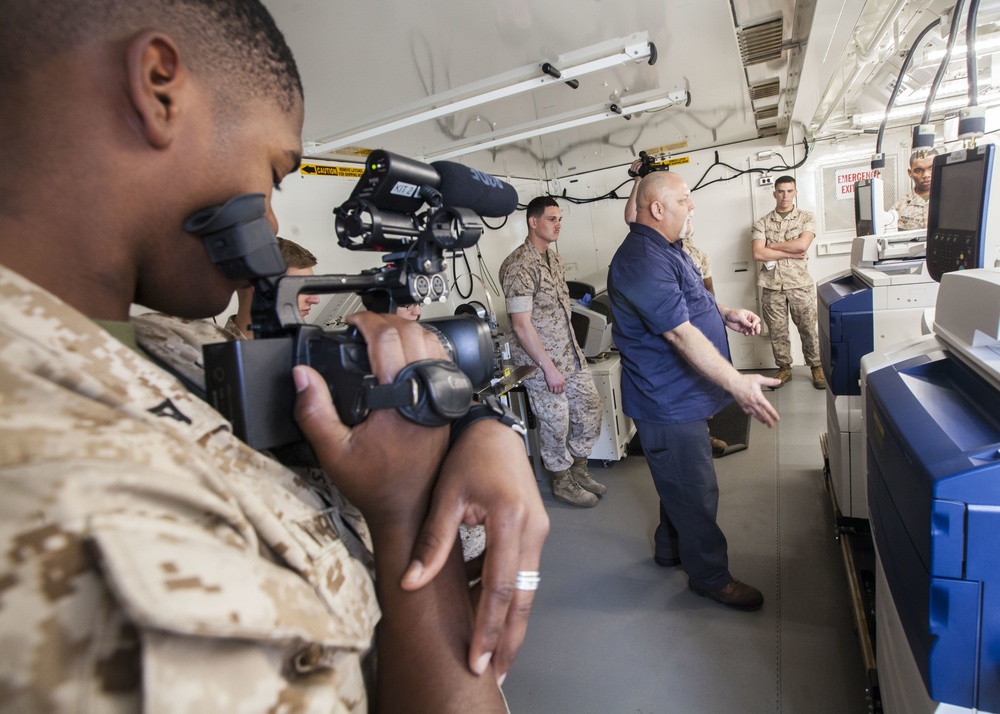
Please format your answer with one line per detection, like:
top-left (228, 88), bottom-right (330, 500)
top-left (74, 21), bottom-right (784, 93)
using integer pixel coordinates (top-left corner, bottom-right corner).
top-left (634, 172), bottom-right (695, 242)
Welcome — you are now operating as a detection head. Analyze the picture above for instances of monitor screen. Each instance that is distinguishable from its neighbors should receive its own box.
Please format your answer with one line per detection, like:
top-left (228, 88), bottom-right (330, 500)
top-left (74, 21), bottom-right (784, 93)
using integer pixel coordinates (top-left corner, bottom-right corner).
top-left (857, 183), bottom-right (872, 220)
top-left (925, 144), bottom-right (999, 282)
top-left (854, 178), bottom-right (882, 236)
top-left (936, 159), bottom-right (985, 233)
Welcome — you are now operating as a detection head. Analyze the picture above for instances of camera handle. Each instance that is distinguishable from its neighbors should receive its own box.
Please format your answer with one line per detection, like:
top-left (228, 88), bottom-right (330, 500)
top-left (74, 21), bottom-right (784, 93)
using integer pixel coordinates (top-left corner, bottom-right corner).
top-left (365, 359), bottom-right (473, 427)
top-left (249, 270), bottom-right (450, 339)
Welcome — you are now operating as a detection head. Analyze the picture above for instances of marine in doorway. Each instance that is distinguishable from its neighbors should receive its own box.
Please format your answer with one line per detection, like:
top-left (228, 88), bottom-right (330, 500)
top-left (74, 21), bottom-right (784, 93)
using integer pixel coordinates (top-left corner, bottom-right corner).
top-left (891, 148), bottom-right (938, 230)
top-left (750, 175), bottom-right (826, 390)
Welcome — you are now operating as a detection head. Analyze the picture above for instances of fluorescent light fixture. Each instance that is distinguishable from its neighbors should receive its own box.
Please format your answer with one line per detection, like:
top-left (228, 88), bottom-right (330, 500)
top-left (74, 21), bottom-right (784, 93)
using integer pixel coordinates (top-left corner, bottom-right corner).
top-left (305, 32), bottom-right (654, 156)
top-left (852, 91), bottom-right (1000, 127)
top-left (420, 90), bottom-right (687, 161)
top-left (923, 34), bottom-right (1000, 63)
top-left (893, 79), bottom-right (975, 106)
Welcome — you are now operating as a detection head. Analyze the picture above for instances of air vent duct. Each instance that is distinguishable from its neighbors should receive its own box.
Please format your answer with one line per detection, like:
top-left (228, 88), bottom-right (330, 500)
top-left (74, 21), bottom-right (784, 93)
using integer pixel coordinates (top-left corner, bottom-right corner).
top-left (750, 79), bottom-right (780, 101)
top-left (738, 17), bottom-right (784, 67)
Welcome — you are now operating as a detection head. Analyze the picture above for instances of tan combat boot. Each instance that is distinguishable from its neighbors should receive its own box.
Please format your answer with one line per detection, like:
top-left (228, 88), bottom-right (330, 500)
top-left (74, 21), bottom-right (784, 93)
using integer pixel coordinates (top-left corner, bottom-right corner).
top-left (811, 365), bottom-right (827, 390)
top-left (773, 364), bottom-right (792, 387)
top-left (570, 456), bottom-right (607, 495)
top-left (551, 469), bottom-right (598, 508)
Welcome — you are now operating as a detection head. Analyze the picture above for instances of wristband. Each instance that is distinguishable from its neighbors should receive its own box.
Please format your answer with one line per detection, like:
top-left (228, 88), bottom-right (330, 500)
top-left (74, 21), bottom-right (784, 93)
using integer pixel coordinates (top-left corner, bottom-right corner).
top-left (449, 394), bottom-right (526, 448)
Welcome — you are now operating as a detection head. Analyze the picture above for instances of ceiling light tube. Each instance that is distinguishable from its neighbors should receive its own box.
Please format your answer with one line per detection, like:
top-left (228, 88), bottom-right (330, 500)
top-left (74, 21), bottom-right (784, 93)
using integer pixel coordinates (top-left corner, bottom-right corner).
top-left (420, 91), bottom-right (685, 161)
top-left (305, 32), bottom-right (653, 156)
top-left (852, 91), bottom-right (1000, 127)
top-left (923, 34), bottom-right (1000, 63)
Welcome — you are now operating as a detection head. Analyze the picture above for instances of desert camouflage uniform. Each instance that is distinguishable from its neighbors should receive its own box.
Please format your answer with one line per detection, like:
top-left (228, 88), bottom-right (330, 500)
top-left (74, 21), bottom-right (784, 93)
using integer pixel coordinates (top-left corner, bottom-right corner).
top-left (891, 191), bottom-right (929, 231)
top-left (752, 207), bottom-right (821, 367)
top-left (499, 239), bottom-right (601, 472)
top-left (681, 238), bottom-right (712, 280)
top-left (222, 313), bottom-right (249, 340)
top-left (0, 265), bottom-right (379, 713)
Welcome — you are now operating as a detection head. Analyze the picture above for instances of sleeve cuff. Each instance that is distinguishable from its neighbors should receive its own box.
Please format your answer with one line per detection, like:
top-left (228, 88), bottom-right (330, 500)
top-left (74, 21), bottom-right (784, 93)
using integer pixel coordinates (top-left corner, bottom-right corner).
top-left (506, 296), bottom-right (533, 314)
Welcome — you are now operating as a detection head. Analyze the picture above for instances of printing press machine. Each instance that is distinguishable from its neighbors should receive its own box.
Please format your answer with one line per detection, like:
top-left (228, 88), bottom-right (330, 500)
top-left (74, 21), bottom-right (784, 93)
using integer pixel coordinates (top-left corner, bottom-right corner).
top-left (861, 269), bottom-right (1000, 714)
top-left (851, 143), bottom-right (1000, 713)
top-left (819, 228), bottom-right (940, 519)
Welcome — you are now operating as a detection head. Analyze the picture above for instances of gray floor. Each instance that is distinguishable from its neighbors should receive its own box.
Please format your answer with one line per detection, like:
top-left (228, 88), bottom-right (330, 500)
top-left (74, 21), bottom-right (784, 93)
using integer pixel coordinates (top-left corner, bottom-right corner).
top-left (502, 366), bottom-right (869, 714)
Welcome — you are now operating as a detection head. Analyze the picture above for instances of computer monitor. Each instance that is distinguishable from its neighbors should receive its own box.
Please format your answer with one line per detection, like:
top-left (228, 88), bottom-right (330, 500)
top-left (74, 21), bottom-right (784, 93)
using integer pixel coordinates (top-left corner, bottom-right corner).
top-left (571, 293), bottom-right (614, 359)
top-left (926, 144), bottom-right (1000, 282)
top-left (854, 178), bottom-right (885, 236)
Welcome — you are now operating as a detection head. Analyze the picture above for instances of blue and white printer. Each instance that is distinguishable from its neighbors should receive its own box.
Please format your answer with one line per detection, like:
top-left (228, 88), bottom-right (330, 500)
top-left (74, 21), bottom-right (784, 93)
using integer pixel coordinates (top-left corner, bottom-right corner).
top-left (862, 143), bottom-right (1000, 714)
top-left (819, 192), bottom-right (939, 519)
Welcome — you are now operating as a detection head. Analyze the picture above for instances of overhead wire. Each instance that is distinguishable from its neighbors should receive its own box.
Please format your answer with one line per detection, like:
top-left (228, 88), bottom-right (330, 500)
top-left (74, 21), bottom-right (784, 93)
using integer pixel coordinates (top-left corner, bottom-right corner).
top-left (922, 0), bottom-right (968, 124)
top-left (690, 138), bottom-right (810, 191)
top-left (875, 16), bottom-right (944, 156)
top-left (967, 0), bottom-right (982, 105)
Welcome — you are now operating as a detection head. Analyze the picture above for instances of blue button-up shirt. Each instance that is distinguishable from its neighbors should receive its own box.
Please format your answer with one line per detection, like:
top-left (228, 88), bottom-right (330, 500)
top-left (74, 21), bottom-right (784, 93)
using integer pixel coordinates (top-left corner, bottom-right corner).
top-left (608, 223), bottom-right (733, 423)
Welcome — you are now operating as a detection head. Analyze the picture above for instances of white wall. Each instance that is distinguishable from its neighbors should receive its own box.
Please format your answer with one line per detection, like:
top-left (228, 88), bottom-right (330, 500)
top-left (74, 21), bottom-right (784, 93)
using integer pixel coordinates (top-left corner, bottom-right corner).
top-left (252, 126), bottom-right (941, 370)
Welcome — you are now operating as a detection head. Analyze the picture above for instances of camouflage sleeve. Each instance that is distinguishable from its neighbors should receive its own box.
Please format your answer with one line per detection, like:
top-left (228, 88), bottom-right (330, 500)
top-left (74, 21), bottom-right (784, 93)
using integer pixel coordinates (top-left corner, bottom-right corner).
top-left (698, 254), bottom-right (712, 280)
top-left (799, 210), bottom-right (817, 235)
top-left (751, 216), bottom-right (766, 242)
top-left (0, 457), bottom-right (374, 714)
top-left (501, 262), bottom-right (538, 315)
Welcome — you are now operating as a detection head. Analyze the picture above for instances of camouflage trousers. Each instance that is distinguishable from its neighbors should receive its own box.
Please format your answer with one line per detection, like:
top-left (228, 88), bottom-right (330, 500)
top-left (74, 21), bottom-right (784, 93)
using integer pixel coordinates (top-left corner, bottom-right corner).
top-left (761, 284), bottom-right (821, 368)
top-left (523, 368), bottom-right (603, 472)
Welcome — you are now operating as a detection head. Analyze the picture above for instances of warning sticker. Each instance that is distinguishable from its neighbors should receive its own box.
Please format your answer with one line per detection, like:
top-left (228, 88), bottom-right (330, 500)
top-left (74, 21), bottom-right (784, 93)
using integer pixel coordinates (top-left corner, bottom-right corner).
top-left (648, 156), bottom-right (691, 169)
top-left (643, 141), bottom-right (689, 155)
top-left (299, 163), bottom-right (365, 178)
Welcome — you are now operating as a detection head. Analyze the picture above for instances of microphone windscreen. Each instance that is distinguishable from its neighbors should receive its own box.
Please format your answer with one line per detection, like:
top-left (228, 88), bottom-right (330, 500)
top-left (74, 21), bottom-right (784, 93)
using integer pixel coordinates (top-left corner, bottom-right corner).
top-left (431, 161), bottom-right (519, 217)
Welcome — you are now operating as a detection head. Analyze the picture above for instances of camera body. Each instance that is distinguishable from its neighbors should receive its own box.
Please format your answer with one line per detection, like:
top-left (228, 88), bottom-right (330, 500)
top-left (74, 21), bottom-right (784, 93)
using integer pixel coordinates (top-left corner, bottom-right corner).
top-left (204, 316), bottom-right (493, 450)
top-left (197, 150), bottom-right (513, 451)
top-left (629, 150), bottom-right (670, 178)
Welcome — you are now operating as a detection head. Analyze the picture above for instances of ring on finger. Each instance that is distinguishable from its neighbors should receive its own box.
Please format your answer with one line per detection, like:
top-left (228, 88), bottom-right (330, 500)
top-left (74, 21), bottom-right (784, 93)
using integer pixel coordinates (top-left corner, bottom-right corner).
top-left (514, 570), bottom-right (540, 591)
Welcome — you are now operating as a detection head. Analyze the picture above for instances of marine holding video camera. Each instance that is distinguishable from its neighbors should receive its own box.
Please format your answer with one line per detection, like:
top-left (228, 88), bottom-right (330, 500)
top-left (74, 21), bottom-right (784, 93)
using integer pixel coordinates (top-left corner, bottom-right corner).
top-left (194, 151), bottom-right (518, 451)
top-left (0, 1), bottom-right (550, 708)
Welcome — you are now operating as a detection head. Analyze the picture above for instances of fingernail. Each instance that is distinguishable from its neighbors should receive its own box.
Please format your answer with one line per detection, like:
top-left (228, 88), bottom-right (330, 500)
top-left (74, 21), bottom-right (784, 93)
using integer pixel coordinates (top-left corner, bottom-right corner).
top-left (497, 672), bottom-right (507, 687)
top-left (473, 651), bottom-right (493, 675)
top-left (292, 366), bottom-right (309, 393)
top-left (402, 560), bottom-right (423, 585)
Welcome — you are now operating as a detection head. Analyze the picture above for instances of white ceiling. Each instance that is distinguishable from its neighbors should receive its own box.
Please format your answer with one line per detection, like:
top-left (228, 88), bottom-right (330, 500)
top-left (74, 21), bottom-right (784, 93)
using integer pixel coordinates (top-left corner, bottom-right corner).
top-left (263, 0), bottom-right (1000, 180)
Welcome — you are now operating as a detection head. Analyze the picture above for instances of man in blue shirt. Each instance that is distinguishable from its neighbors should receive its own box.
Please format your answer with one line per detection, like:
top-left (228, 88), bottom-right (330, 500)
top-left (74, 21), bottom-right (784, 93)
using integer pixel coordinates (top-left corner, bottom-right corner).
top-left (608, 170), bottom-right (780, 611)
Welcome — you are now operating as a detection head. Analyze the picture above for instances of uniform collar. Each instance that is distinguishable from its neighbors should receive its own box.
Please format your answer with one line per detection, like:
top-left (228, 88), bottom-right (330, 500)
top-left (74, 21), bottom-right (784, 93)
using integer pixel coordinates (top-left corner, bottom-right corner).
top-left (770, 206), bottom-right (800, 221)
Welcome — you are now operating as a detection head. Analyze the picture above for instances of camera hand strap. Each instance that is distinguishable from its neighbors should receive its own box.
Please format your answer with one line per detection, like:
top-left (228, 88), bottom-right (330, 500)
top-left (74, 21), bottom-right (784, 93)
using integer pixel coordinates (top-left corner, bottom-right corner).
top-left (362, 359), bottom-right (473, 427)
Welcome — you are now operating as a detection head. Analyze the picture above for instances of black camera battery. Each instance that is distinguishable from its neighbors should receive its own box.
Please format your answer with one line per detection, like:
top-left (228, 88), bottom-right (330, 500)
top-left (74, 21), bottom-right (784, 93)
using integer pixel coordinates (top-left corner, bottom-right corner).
top-left (205, 337), bottom-right (302, 450)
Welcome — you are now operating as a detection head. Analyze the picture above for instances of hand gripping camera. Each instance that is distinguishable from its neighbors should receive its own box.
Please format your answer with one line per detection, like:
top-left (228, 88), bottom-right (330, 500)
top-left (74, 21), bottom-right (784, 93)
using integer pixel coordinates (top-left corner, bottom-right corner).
top-left (627, 150), bottom-right (670, 178)
top-left (195, 151), bottom-right (518, 452)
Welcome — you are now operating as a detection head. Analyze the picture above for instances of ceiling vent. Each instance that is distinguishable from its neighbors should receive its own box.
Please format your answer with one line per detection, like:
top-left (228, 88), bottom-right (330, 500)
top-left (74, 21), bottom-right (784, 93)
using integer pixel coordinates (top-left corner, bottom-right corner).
top-left (750, 79), bottom-right (780, 101)
top-left (738, 17), bottom-right (784, 67)
top-left (755, 106), bottom-right (779, 121)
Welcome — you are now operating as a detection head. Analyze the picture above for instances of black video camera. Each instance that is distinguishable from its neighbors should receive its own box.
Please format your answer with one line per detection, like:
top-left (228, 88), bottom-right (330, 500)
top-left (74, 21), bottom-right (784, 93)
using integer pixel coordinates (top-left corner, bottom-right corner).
top-left (628, 151), bottom-right (669, 178)
top-left (196, 151), bottom-right (516, 452)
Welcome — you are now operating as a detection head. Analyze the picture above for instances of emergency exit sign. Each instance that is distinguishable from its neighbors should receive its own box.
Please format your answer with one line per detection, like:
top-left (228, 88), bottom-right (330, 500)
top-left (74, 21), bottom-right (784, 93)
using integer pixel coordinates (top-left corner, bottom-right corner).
top-left (835, 166), bottom-right (880, 200)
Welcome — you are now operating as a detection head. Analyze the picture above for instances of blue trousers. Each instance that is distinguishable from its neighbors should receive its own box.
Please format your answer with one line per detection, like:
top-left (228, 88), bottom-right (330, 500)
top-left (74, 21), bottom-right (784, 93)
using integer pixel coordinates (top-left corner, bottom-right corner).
top-left (634, 418), bottom-right (732, 591)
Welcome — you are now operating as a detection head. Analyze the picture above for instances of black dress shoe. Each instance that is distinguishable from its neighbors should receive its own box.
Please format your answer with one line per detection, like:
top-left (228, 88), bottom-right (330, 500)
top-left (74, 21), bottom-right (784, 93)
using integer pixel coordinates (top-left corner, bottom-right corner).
top-left (690, 579), bottom-right (764, 611)
top-left (653, 554), bottom-right (682, 567)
